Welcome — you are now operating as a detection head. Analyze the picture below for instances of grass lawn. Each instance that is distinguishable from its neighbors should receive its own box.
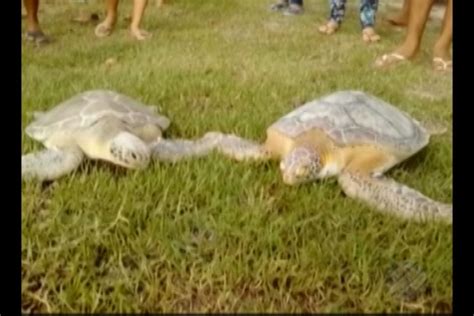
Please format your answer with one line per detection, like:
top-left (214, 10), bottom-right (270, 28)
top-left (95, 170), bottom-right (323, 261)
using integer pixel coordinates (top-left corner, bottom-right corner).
top-left (21, 0), bottom-right (452, 312)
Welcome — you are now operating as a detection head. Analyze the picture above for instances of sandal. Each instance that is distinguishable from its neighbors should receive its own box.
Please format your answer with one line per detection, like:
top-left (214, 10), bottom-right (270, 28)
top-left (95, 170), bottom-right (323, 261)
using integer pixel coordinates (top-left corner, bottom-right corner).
top-left (432, 57), bottom-right (452, 72)
top-left (362, 27), bottom-right (380, 43)
top-left (95, 22), bottom-right (113, 38)
top-left (318, 20), bottom-right (338, 35)
top-left (374, 52), bottom-right (407, 68)
top-left (24, 31), bottom-right (52, 46)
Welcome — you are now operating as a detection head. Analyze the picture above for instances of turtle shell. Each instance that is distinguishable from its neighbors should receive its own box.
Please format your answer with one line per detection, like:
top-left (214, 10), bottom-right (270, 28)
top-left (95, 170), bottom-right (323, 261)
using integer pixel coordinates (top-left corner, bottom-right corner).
top-left (269, 90), bottom-right (429, 154)
top-left (25, 90), bottom-right (170, 142)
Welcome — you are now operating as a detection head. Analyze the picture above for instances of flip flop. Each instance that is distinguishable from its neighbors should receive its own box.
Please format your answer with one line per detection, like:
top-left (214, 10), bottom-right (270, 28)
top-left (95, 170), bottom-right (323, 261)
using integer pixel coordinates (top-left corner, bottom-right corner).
top-left (432, 57), bottom-right (452, 72)
top-left (24, 31), bottom-right (52, 46)
top-left (374, 53), bottom-right (407, 68)
top-left (95, 22), bottom-right (113, 38)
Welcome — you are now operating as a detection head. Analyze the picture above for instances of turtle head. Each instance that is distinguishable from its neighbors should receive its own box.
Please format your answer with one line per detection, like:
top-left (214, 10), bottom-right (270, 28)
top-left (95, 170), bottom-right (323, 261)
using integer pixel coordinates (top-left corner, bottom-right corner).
top-left (109, 132), bottom-right (150, 169)
top-left (280, 146), bottom-right (322, 185)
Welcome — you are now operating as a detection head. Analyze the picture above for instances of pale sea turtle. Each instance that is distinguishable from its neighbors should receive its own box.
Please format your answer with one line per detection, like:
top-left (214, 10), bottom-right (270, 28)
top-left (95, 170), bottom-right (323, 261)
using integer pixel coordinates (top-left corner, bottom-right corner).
top-left (22, 90), bottom-right (217, 181)
top-left (207, 90), bottom-right (452, 223)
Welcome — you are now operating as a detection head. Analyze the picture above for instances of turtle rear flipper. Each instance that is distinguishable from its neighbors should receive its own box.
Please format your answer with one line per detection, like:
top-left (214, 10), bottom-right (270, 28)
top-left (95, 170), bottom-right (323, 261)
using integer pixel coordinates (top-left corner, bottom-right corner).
top-left (22, 148), bottom-right (84, 181)
top-left (420, 120), bottom-right (449, 136)
top-left (337, 172), bottom-right (452, 223)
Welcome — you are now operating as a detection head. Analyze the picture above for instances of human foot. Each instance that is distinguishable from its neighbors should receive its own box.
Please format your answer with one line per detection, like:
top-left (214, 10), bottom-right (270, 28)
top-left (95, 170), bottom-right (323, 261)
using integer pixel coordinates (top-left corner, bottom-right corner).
top-left (25, 31), bottom-right (52, 46)
top-left (385, 13), bottom-right (408, 26)
top-left (318, 20), bottom-right (338, 35)
top-left (131, 28), bottom-right (152, 40)
top-left (270, 0), bottom-right (289, 11)
top-left (432, 57), bottom-right (452, 72)
top-left (362, 27), bottom-right (381, 43)
top-left (95, 22), bottom-right (114, 37)
top-left (374, 52), bottom-right (407, 68)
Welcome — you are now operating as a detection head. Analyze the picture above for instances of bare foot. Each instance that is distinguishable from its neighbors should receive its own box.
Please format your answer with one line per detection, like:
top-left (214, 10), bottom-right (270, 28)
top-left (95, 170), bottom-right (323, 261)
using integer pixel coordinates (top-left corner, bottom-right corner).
top-left (131, 28), bottom-right (152, 40)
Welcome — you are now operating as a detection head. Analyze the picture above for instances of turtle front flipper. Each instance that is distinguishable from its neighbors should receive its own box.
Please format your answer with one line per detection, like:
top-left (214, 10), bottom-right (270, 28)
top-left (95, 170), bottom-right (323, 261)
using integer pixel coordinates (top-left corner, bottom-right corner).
top-left (206, 132), bottom-right (271, 162)
top-left (337, 172), bottom-right (452, 223)
top-left (22, 148), bottom-right (84, 181)
top-left (150, 133), bottom-right (222, 163)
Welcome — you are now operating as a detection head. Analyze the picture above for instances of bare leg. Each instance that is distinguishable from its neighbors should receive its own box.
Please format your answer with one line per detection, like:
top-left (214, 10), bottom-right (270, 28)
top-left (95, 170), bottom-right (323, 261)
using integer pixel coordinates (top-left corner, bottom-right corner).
top-left (375, 0), bottom-right (434, 67)
top-left (24, 0), bottom-right (41, 33)
top-left (392, 0), bottom-right (434, 58)
top-left (432, 0), bottom-right (452, 70)
top-left (386, 0), bottom-right (410, 26)
top-left (130, 0), bottom-right (151, 40)
top-left (22, 3), bottom-right (28, 18)
top-left (95, 0), bottom-right (119, 37)
top-left (23, 0), bottom-right (51, 44)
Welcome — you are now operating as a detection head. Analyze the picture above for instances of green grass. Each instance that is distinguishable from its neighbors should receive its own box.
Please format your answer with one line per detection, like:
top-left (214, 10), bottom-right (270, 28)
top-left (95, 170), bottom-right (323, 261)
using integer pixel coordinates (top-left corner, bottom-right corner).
top-left (22, 0), bottom-right (452, 313)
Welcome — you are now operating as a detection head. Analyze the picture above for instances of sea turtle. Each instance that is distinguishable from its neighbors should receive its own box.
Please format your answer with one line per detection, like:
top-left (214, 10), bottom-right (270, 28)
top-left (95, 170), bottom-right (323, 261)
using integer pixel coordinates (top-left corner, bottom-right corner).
top-left (206, 90), bottom-right (452, 223)
top-left (22, 89), bottom-right (217, 181)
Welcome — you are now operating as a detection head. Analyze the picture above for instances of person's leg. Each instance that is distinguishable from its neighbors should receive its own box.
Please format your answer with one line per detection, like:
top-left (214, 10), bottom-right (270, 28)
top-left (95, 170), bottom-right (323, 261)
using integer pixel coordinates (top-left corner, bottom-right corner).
top-left (270, 0), bottom-right (289, 12)
top-left (283, 0), bottom-right (304, 15)
top-left (390, 0), bottom-right (434, 58)
top-left (24, 0), bottom-right (41, 33)
top-left (24, 0), bottom-right (51, 44)
top-left (360, 0), bottom-right (380, 43)
top-left (290, 0), bottom-right (303, 5)
top-left (386, 0), bottom-right (410, 26)
top-left (375, 0), bottom-right (434, 67)
top-left (432, 0), bottom-right (452, 70)
top-left (130, 0), bottom-right (151, 40)
top-left (22, 4), bottom-right (27, 18)
top-left (318, 0), bottom-right (346, 35)
top-left (95, 0), bottom-right (119, 37)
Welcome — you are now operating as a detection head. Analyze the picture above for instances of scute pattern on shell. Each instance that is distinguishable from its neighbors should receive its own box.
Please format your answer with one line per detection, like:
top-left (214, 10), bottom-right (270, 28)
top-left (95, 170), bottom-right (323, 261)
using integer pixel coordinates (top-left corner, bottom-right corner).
top-left (25, 90), bottom-right (170, 142)
top-left (269, 91), bottom-right (429, 153)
